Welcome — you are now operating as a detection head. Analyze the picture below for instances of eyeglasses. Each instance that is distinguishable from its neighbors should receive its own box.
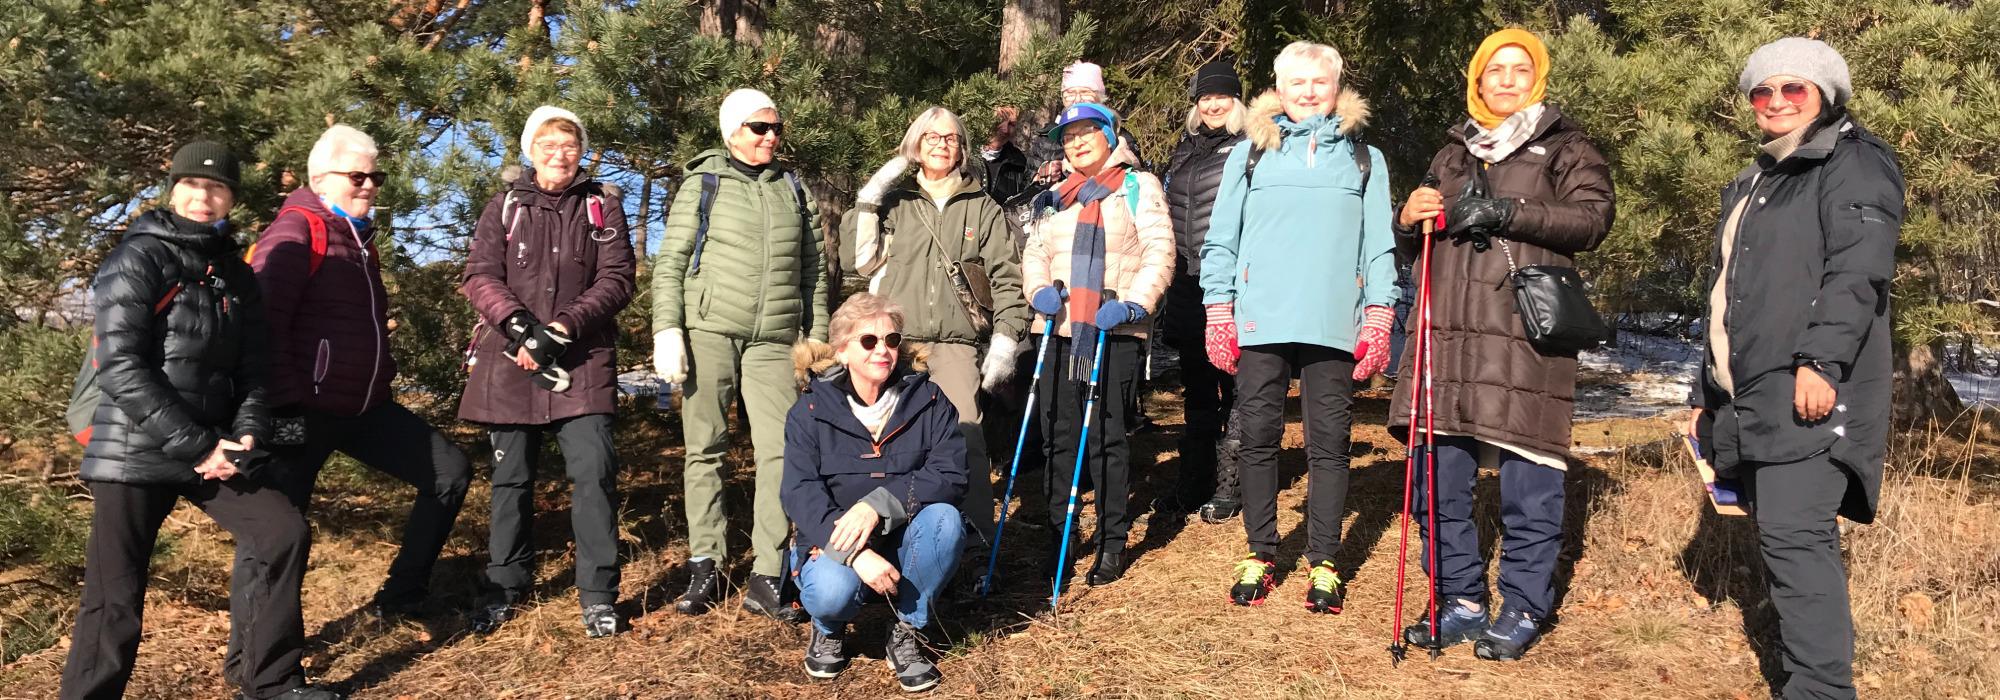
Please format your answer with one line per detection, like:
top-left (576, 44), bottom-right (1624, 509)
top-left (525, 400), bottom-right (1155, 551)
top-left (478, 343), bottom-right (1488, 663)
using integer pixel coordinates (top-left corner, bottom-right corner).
top-left (1749, 81), bottom-right (1812, 110)
top-left (325, 171), bottom-right (387, 188)
top-left (744, 121), bottom-right (785, 137)
top-left (1061, 128), bottom-right (1104, 145)
top-left (921, 133), bottom-right (960, 147)
top-left (533, 141), bottom-right (582, 156)
top-left (857, 333), bottom-right (902, 351)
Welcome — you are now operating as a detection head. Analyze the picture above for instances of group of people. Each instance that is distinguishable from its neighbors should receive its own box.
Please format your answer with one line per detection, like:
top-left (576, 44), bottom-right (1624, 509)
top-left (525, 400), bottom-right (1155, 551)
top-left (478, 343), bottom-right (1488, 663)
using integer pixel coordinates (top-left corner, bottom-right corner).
top-left (63, 25), bottom-right (1897, 700)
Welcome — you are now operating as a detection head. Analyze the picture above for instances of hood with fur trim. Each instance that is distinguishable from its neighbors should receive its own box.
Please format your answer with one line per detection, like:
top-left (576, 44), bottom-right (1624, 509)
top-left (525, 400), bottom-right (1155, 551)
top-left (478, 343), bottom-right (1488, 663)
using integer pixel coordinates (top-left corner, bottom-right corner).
top-left (1245, 89), bottom-right (1370, 152)
top-left (790, 337), bottom-right (931, 389)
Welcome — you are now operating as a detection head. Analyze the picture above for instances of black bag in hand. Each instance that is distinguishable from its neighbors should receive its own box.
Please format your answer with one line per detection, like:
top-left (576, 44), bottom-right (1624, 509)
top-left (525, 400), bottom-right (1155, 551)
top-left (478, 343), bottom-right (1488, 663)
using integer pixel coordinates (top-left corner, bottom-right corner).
top-left (1495, 239), bottom-right (1614, 355)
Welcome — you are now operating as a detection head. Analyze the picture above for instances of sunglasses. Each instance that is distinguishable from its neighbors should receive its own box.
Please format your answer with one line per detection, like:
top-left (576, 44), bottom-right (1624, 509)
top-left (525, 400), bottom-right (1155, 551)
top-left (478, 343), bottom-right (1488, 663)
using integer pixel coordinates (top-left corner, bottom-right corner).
top-left (857, 333), bottom-right (902, 351)
top-left (326, 170), bottom-right (388, 188)
top-left (744, 121), bottom-right (785, 137)
top-left (1748, 81), bottom-right (1812, 111)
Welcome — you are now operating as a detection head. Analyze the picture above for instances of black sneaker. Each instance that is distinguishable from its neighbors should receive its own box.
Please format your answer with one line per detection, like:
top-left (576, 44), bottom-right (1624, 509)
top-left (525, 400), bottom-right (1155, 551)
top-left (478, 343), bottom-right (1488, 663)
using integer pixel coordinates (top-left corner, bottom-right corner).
top-left (237, 686), bottom-right (345, 700)
top-left (1197, 498), bottom-right (1241, 524)
top-left (1303, 561), bottom-right (1345, 614)
top-left (885, 620), bottom-right (941, 692)
top-left (803, 625), bottom-right (851, 679)
top-left (469, 600), bottom-right (517, 634)
top-left (365, 588), bottom-right (429, 621)
top-left (581, 603), bottom-right (619, 638)
top-left (743, 573), bottom-right (806, 623)
top-left (675, 558), bottom-right (721, 615)
top-left (1086, 549), bottom-right (1127, 586)
top-left (1229, 553), bottom-right (1275, 606)
top-left (1473, 607), bottom-right (1543, 661)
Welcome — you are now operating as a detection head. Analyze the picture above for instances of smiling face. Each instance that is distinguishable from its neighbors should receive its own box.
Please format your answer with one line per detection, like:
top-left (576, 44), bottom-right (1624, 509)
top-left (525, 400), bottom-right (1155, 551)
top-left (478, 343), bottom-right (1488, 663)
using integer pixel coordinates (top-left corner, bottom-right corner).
top-left (1061, 122), bottom-right (1111, 175)
top-left (1752, 74), bottom-right (1823, 140)
top-left (1278, 63), bottom-right (1338, 122)
top-left (918, 129), bottom-right (960, 177)
top-left (170, 177), bottom-right (233, 224)
top-left (310, 150), bottom-right (379, 216)
top-left (1197, 94), bottom-right (1235, 130)
top-left (530, 121), bottom-right (582, 187)
top-left (1478, 45), bottom-right (1537, 118)
top-left (726, 107), bottom-right (781, 166)
top-left (840, 314), bottom-right (900, 388)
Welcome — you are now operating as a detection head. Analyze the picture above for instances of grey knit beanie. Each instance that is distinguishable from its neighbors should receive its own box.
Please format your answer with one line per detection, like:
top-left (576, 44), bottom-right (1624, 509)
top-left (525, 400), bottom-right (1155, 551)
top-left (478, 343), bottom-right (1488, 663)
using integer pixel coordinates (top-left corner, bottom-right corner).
top-left (1739, 37), bottom-right (1852, 107)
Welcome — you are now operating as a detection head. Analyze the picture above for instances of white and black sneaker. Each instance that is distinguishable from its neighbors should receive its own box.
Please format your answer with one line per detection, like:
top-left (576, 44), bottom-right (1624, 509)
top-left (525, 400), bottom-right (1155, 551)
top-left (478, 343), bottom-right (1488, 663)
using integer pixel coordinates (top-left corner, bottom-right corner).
top-left (675, 558), bottom-right (721, 615)
top-left (803, 625), bottom-right (851, 679)
top-left (885, 620), bottom-right (941, 692)
top-left (581, 603), bottom-right (619, 638)
top-left (469, 600), bottom-right (517, 634)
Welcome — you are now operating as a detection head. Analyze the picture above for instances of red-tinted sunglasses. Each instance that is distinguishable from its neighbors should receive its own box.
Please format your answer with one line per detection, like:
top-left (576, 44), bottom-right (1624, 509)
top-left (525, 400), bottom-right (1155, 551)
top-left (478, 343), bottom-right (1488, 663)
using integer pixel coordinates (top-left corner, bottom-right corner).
top-left (1748, 81), bottom-right (1812, 111)
top-left (858, 333), bottom-right (902, 351)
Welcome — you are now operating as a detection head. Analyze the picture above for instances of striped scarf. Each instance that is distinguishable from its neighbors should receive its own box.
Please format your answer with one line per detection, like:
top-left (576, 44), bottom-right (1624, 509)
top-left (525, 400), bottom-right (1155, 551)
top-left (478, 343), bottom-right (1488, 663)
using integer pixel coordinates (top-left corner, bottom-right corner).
top-left (1056, 166), bottom-right (1128, 378)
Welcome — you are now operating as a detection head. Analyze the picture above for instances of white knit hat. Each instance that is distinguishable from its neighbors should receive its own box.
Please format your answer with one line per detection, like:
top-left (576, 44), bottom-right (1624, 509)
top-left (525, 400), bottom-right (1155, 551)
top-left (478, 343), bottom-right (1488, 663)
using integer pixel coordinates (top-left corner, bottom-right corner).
top-left (1740, 37), bottom-right (1853, 107)
top-left (718, 88), bottom-right (778, 138)
top-left (1061, 62), bottom-right (1105, 94)
top-left (521, 105), bottom-right (587, 159)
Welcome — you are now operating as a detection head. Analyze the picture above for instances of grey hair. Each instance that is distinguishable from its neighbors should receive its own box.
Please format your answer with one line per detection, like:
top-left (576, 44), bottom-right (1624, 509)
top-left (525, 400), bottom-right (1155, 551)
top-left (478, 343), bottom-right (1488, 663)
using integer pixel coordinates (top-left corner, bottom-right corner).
top-left (830, 292), bottom-right (906, 351)
top-left (897, 106), bottom-right (969, 175)
top-left (307, 124), bottom-right (379, 179)
top-left (1183, 97), bottom-right (1248, 135)
top-left (1273, 41), bottom-right (1345, 87)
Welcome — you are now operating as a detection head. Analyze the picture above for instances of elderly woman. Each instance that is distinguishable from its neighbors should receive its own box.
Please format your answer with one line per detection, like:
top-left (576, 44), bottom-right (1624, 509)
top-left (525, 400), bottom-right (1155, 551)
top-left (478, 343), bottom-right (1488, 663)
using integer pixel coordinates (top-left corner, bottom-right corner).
top-left (1159, 60), bottom-right (1249, 522)
top-left (1200, 41), bottom-right (1395, 612)
top-left (843, 106), bottom-right (1029, 555)
top-left (1023, 102), bottom-right (1174, 587)
top-left (782, 293), bottom-right (967, 693)
top-left (1688, 38), bottom-right (1900, 700)
top-left (64, 143), bottom-right (337, 700)
top-left (460, 105), bottom-right (636, 637)
top-left (1390, 28), bottom-right (1614, 659)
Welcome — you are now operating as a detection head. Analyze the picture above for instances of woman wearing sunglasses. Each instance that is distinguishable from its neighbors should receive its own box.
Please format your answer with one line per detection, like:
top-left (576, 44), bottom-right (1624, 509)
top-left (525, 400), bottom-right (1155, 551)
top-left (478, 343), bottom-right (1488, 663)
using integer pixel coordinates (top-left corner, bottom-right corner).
top-left (842, 105), bottom-right (1030, 569)
top-left (1687, 38), bottom-right (1901, 700)
top-left (1388, 28), bottom-right (1613, 660)
top-left (781, 293), bottom-right (967, 692)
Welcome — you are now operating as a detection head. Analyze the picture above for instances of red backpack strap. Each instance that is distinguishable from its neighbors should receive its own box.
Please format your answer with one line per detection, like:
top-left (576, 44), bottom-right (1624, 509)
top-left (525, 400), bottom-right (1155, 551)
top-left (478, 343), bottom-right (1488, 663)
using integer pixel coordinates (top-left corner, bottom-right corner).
top-left (588, 194), bottom-right (605, 229)
top-left (277, 206), bottom-right (329, 276)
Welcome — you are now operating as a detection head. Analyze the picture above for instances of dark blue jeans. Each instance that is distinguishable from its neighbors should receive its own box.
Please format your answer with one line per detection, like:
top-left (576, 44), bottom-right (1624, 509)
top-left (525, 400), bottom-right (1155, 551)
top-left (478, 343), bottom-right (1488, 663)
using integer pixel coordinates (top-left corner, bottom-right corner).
top-left (1411, 435), bottom-right (1566, 618)
top-left (797, 503), bottom-right (964, 634)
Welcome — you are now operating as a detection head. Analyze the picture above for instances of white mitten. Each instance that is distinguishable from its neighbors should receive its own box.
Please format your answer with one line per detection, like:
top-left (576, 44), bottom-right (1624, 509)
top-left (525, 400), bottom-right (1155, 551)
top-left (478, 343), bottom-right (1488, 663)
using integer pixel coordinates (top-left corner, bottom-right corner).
top-left (980, 334), bottom-right (1024, 392)
top-left (653, 328), bottom-right (688, 384)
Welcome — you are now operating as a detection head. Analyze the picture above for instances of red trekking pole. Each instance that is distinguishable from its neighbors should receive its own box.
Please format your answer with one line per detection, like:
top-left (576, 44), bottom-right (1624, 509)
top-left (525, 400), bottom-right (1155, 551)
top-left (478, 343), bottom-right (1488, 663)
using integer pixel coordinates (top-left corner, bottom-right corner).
top-left (1389, 177), bottom-right (1443, 666)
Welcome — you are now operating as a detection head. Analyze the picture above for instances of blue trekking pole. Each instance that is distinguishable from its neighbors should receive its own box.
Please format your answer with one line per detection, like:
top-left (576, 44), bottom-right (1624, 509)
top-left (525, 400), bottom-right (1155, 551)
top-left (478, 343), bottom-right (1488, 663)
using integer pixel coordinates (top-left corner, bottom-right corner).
top-left (1051, 290), bottom-right (1115, 611)
top-left (979, 284), bottom-right (1063, 598)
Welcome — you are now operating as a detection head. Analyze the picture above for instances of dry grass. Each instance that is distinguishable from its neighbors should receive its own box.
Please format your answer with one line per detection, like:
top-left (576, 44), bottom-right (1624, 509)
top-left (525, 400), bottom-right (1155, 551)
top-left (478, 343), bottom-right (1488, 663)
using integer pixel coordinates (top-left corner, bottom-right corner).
top-left (2, 391), bottom-right (1997, 699)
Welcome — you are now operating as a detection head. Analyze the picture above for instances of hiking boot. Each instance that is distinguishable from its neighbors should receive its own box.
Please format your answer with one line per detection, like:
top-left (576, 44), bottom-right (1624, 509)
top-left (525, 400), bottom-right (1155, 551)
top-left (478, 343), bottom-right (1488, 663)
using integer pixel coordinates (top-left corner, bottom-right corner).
top-left (1086, 549), bottom-right (1127, 586)
top-left (1198, 498), bottom-right (1241, 524)
top-left (1229, 553), bottom-right (1276, 606)
top-left (675, 558), bottom-right (721, 615)
top-left (885, 620), bottom-right (941, 692)
top-left (469, 600), bottom-right (517, 634)
top-left (1303, 561), bottom-right (1345, 614)
top-left (1401, 597), bottom-right (1491, 649)
top-left (1473, 608), bottom-right (1544, 661)
top-left (366, 592), bottom-right (429, 621)
top-left (238, 685), bottom-right (345, 699)
top-left (803, 625), bottom-right (851, 679)
top-left (743, 573), bottom-right (807, 623)
top-left (581, 603), bottom-right (619, 638)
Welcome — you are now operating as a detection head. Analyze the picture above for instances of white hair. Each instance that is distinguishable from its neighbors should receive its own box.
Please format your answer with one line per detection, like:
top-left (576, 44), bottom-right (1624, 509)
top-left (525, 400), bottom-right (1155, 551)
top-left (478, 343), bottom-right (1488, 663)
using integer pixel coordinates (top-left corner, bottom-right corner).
top-left (1183, 97), bottom-right (1248, 135)
top-left (897, 106), bottom-right (969, 175)
top-left (307, 124), bottom-right (379, 178)
top-left (1273, 41), bottom-right (1345, 86)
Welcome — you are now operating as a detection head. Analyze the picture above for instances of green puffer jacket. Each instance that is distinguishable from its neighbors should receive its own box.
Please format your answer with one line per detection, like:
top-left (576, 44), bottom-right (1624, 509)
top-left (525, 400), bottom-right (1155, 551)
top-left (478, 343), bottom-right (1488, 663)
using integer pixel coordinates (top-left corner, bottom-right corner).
top-left (839, 169), bottom-right (1030, 345)
top-left (654, 149), bottom-right (829, 343)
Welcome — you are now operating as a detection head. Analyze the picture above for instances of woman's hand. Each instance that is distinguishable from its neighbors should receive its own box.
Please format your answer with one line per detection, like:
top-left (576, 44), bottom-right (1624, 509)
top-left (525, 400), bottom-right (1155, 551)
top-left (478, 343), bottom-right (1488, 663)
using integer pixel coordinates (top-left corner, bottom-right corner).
top-left (828, 502), bottom-right (881, 555)
top-left (851, 549), bottom-right (902, 596)
top-left (1684, 407), bottom-right (1703, 438)
top-left (196, 436), bottom-right (249, 480)
top-left (1795, 366), bottom-right (1836, 422)
top-left (1399, 186), bottom-right (1444, 229)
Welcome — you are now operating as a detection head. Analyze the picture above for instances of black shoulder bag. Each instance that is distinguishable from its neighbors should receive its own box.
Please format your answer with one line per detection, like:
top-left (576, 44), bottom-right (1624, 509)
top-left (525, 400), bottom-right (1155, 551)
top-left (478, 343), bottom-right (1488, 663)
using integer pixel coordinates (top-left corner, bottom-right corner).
top-left (1494, 237), bottom-right (1614, 355)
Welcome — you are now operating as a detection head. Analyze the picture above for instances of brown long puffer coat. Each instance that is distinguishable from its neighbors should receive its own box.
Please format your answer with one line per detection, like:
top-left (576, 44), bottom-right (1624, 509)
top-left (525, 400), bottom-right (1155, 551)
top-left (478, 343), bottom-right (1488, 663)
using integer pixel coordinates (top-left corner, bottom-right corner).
top-left (1388, 106), bottom-right (1614, 459)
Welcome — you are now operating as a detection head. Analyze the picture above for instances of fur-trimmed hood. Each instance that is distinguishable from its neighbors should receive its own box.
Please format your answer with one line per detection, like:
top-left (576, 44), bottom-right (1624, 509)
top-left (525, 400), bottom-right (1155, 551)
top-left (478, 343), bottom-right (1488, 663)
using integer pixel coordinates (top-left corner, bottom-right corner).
top-left (790, 337), bottom-right (931, 389)
top-left (1245, 89), bottom-right (1371, 152)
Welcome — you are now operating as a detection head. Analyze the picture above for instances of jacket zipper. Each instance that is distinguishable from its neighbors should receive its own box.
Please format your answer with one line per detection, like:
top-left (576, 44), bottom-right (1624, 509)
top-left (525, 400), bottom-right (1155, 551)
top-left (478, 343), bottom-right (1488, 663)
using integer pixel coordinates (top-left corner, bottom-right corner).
top-left (342, 216), bottom-right (383, 414)
top-left (865, 389), bottom-right (936, 458)
top-left (755, 179), bottom-right (770, 339)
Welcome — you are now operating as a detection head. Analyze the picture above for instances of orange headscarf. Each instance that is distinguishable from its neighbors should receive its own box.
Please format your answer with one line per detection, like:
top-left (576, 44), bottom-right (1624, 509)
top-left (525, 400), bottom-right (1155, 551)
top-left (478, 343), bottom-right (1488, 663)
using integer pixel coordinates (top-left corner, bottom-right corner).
top-left (1466, 28), bottom-right (1551, 130)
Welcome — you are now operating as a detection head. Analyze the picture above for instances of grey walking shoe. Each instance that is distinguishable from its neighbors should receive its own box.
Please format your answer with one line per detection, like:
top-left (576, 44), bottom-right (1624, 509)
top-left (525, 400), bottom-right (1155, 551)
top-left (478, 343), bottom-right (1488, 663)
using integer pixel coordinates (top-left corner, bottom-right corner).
top-left (582, 603), bottom-right (619, 638)
top-left (803, 625), bottom-right (851, 679)
top-left (885, 620), bottom-right (942, 692)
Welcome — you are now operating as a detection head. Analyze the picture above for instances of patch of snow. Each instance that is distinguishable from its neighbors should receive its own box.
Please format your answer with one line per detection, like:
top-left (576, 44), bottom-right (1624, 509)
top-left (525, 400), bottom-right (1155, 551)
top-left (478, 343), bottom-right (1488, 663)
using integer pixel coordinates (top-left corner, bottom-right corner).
top-left (1946, 372), bottom-right (2000, 407)
top-left (1574, 331), bottom-right (1702, 421)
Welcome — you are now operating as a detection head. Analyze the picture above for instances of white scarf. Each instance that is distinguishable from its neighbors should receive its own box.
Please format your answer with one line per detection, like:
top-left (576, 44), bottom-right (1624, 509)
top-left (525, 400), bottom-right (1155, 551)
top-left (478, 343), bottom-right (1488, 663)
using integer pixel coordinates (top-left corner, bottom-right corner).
top-left (847, 382), bottom-right (904, 439)
top-left (1464, 103), bottom-right (1546, 164)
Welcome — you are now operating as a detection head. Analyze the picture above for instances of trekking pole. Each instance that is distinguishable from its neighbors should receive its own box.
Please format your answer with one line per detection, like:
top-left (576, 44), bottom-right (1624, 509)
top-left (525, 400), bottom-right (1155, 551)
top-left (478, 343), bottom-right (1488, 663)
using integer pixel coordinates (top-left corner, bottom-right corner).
top-left (1420, 219), bottom-right (1443, 661)
top-left (1051, 291), bottom-right (1115, 611)
top-left (980, 284), bottom-right (1063, 597)
top-left (1390, 179), bottom-right (1441, 666)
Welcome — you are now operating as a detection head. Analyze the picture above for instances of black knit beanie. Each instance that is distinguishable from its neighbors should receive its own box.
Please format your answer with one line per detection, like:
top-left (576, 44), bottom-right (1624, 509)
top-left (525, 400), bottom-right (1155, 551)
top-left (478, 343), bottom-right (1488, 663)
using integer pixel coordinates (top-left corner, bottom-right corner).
top-left (1190, 61), bottom-right (1242, 101)
top-left (168, 141), bottom-right (241, 191)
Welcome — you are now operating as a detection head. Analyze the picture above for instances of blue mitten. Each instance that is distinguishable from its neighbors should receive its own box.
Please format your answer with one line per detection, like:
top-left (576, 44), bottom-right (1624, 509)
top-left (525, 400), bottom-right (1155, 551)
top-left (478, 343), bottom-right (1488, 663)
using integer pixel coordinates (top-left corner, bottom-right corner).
top-left (1030, 285), bottom-right (1068, 315)
top-left (1093, 300), bottom-right (1146, 329)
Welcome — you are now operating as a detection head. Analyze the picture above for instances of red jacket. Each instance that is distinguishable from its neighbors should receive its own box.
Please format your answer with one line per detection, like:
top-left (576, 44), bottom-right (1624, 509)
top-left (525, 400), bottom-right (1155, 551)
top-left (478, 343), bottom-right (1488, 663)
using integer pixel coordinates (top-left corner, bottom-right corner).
top-left (250, 187), bottom-right (395, 416)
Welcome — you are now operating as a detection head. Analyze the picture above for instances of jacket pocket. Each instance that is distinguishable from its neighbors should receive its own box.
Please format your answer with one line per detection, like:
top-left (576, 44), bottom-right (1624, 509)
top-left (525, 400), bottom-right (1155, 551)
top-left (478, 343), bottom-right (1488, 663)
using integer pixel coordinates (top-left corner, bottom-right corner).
top-left (697, 285), bottom-right (712, 320)
top-left (1846, 202), bottom-right (1894, 226)
top-left (312, 339), bottom-right (331, 384)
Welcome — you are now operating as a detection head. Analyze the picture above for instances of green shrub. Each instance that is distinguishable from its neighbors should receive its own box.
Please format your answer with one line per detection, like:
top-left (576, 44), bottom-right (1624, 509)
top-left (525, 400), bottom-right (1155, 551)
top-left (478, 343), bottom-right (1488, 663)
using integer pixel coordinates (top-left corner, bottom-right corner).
top-left (0, 483), bottom-right (90, 572)
top-left (0, 324), bottom-right (86, 446)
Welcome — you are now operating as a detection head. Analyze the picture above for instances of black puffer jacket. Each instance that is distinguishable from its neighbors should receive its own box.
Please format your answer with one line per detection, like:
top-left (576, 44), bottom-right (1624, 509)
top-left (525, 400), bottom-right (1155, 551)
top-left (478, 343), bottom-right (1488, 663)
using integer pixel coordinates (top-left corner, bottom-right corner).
top-left (1160, 126), bottom-right (1248, 343)
top-left (82, 210), bottom-right (271, 485)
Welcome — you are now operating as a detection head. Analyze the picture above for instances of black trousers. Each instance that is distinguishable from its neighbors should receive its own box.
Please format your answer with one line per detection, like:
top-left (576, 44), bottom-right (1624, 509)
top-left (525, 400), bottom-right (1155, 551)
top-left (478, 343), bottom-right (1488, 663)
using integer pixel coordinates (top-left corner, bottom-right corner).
top-left (1236, 343), bottom-right (1355, 565)
top-left (1747, 454), bottom-right (1857, 700)
top-left (1039, 335), bottom-right (1141, 552)
top-left (264, 401), bottom-right (470, 604)
top-left (62, 479), bottom-right (310, 700)
top-left (1411, 435), bottom-right (1567, 618)
top-left (1169, 332), bottom-right (1235, 504)
top-left (486, 413), bottom-right (622, 606)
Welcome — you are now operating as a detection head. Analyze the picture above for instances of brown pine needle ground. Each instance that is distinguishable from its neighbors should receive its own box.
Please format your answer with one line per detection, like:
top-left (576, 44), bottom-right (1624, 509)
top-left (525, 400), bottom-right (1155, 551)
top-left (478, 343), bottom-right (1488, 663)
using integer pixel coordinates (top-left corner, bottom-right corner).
top-left (4, 386), bottom-right (1997, 698)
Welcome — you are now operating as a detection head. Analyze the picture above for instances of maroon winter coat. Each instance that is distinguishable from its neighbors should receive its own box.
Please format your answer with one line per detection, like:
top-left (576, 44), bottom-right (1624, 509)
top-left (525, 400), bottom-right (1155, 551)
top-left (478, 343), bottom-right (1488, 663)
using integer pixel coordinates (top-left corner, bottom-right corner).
top-left (251, 187), bottom-right (396, 416)
top-left (457, 170), bottom-right (635, 425)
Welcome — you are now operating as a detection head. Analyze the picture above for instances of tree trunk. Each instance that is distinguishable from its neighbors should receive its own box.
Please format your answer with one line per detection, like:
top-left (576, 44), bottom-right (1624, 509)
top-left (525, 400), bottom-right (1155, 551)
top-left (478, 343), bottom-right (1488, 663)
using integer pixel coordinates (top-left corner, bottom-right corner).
top-left (634, 173), bottom-right (654, 275)
top-left (519, 0), bottom-right (547, 71)
top-left (999, 0), bottom-right (1061, 76)
top-left (1892, 339), bottom-right (1965, 428)
top-left (698, 0), bottom-right (764, 44)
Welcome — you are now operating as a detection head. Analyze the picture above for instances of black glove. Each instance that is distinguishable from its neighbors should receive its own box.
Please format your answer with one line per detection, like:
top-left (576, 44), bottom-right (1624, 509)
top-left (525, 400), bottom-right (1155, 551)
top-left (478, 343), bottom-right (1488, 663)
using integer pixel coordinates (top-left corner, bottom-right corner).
top-left (521, 324), bottom-right (572, 370)
top-left (1445, 176), bottom-right (1514, 251)
top-left (501, 310), bottom-right (539, 352)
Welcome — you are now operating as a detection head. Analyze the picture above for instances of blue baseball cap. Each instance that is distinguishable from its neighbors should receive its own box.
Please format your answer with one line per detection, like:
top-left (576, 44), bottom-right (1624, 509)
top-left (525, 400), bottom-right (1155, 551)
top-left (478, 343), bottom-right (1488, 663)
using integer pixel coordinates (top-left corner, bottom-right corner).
top-left (1045, 102), bottom-right (1118, 146)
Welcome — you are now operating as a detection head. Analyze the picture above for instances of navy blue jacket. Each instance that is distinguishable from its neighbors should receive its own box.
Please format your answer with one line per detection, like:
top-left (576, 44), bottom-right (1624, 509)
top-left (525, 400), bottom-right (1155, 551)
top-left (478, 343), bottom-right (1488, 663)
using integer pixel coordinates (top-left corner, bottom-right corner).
top-left (781, 369), bottom-right (967, 552)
